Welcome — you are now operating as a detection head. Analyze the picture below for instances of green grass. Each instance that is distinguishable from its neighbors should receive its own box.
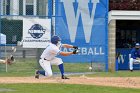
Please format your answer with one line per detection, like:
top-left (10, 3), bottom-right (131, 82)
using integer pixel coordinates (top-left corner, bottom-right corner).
top-left (0, 83), bottom-right (139, 93)
top-left (0, 58), bottom-right (91, 77)
top-left (52, 63), bottom-right (90, 72)
top-left (0, 58), bottom-right (38, 77)
top-left (0, 58), bottom-right (140, 77)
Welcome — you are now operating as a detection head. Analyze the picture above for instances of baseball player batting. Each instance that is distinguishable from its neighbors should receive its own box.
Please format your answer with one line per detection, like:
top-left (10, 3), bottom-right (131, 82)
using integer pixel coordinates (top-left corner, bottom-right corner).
top-left (35, 35), bottom-right (78, 79)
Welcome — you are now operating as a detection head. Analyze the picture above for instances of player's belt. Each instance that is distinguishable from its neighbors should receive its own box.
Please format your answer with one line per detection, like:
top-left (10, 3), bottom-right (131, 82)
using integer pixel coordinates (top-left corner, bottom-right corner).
top-left (40, 58), bottom-right (50, 61)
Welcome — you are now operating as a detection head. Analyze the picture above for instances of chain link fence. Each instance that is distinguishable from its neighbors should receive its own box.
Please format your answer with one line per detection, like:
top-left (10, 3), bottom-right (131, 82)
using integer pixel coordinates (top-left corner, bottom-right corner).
top-left (0, 0), bottom-right (53, 73)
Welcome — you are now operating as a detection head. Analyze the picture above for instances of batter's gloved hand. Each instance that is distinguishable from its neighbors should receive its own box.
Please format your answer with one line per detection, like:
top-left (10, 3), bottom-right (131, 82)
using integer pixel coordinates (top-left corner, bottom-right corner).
top-left (73, 46), bottom-right (78, 49)
top-left (73, 49), bottom-right (79, 54)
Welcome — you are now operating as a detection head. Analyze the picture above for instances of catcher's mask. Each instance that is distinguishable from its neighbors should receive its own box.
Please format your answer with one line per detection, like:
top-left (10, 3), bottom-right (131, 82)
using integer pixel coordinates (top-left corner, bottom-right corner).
top-left (51, 35), bottom-right (61, 45)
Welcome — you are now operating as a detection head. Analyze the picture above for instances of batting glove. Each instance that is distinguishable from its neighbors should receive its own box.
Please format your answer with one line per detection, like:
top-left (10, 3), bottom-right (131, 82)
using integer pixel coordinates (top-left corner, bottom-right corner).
top-left (73, 49), bottom-right (79, 54)
top-left (73, 46), bottom-right (78, 49)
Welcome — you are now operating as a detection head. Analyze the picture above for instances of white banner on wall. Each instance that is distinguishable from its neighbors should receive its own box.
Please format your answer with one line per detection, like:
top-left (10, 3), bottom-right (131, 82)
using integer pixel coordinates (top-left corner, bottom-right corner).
top-left (23, 19), bottom-right (51, 48)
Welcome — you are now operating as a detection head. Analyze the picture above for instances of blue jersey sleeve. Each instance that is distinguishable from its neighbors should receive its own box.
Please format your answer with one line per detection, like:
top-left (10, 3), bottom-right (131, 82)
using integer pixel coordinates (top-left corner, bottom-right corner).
top-left (131, 50), bottom-right (136, 59)
top-left (130, 48), bottom-right (140, 59)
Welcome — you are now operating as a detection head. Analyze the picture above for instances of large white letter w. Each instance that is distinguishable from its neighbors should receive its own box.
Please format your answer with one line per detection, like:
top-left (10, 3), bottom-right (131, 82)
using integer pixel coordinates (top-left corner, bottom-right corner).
top-left (61, 0), bottom-right (99, 43)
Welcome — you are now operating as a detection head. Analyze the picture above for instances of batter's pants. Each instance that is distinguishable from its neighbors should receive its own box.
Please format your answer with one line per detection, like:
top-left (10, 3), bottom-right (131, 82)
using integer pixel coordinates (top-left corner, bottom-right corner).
top-left (39, 57), bottom-right (63, 77)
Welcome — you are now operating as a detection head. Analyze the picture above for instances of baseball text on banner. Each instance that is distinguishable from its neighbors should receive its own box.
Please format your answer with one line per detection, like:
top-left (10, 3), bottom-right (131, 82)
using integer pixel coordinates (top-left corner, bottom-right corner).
top-left (55, 0), bottom-right (108, 63)
top-left (23, 19), bottom-right (51, 48)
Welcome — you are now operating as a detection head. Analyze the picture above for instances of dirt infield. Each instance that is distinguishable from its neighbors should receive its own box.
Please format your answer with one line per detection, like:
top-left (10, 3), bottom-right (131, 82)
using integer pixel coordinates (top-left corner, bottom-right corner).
top-left (0, 76), bottom-right (140, 89)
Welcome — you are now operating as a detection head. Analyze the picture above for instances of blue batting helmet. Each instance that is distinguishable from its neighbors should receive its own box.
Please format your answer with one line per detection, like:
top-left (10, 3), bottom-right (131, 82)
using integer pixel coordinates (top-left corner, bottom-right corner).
top-left (51, 35), bottom-right (61, 44)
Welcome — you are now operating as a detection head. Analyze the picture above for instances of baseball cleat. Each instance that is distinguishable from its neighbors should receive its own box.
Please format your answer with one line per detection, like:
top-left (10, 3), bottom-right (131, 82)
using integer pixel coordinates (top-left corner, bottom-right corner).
top-left (35, 70), bottom-right (39, 79)
top-left (61, 75), bottom-right (69, 79)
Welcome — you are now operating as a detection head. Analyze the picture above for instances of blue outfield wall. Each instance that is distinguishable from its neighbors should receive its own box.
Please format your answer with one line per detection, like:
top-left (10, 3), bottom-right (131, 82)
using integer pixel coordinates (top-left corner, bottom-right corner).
top-left (55, 0), bottom-right (108, 70)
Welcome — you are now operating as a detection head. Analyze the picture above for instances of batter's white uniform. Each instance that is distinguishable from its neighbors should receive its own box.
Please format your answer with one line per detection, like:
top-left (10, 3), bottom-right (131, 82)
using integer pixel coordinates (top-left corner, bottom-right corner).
top-left (39, 43), bottom-right (63, 77)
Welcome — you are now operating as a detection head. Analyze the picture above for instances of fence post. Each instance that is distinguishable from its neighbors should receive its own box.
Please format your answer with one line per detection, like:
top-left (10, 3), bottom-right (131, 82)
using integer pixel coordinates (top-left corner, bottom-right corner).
top-left (23, 50), bottom-right (26, 58)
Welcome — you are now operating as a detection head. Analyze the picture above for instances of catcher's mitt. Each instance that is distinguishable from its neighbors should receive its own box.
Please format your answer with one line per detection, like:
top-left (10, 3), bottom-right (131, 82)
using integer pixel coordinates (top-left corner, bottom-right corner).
top-left (6, 55), bottom-right (14, 65)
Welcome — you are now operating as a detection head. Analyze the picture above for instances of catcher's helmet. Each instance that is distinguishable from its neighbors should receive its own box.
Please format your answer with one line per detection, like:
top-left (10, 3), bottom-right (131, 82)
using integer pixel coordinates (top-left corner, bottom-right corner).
top-left (51, 35), bottom-right (61, 44)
